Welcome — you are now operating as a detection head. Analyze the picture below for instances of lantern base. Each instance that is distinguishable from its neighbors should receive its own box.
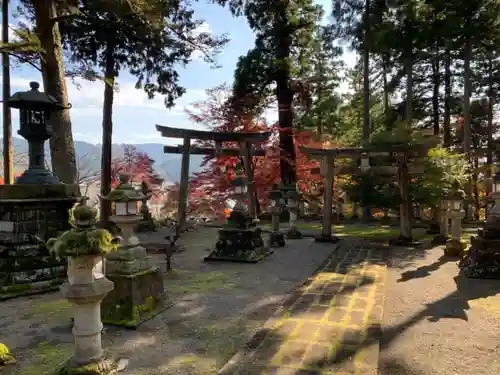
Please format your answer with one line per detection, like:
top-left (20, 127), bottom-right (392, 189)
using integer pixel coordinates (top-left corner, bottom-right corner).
top-left (58, 357), bottom-right (121, 375)
top-left (205, 227), bottom-right (273, 263)
top-left (101, 267), bottom-right (171, 328)
top-left (315, 234), bottom-right (340, 243)
top-left (431, 234), bottom-right (449, 245)
top-left (286, 227), bottom-right (302, 239)
top-left (269, 231), bottom-right (286, 248)
top-left (444, 239), bottom-right (466, 257)
top-left (15, 167), bottom-right (59, 185)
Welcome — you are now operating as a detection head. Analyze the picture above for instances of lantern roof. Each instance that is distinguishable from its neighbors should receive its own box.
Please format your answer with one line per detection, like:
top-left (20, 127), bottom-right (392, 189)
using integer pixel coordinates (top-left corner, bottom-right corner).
top-left (103, 173), bottom-right (145, 202)
top-left (7, 81), bottom-right (69, 111)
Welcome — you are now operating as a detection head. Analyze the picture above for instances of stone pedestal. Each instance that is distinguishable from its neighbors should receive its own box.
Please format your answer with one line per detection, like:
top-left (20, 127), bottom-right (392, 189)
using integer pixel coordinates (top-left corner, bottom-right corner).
top-left (269, 206), bottom-right (285, 248)
top-left (101, 215), bottom-right (169, 328)
top-left (432, 200), bottom-right (450, 245)
top-left (59, 256), bottom-right (116, 374)
top-left (444, 209), bottom-right (465, 257)
top-left (285, 191), bottom-right (302, 239)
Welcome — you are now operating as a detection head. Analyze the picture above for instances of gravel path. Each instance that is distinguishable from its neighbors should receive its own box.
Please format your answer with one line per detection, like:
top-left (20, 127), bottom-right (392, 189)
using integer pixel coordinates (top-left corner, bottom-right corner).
top-left (379, 244), bottom-right (500, 375)
top-left (0, 227), bottom-right (337, 375)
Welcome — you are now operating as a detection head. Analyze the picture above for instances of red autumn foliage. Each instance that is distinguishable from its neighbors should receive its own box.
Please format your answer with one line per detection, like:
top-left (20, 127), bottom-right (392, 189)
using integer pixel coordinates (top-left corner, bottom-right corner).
top-left (110, 145), bottom-right (163, 188)
top-left (186, 85), bottom-right (323, 209)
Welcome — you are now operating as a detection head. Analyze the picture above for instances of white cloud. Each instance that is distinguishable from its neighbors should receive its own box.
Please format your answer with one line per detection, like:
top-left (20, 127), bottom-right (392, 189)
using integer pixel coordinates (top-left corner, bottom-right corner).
top-left (189, 22), bottom-right (213, 61)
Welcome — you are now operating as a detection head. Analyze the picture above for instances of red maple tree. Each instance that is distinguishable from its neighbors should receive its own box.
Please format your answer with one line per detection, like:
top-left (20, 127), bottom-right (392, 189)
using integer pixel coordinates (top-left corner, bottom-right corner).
top-left (110, 145), bottom-right (163, 188)
top-left (187, 85), bottom-right (323, 212)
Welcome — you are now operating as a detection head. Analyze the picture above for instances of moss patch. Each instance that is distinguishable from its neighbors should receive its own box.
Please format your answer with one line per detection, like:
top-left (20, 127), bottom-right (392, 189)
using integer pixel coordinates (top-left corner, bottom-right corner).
top-left (165, 270), bottom-right (236, 295)
top-left (13, 342), bottom-right (72, 375)
top-left (27, 299), bottom-right (72, 320)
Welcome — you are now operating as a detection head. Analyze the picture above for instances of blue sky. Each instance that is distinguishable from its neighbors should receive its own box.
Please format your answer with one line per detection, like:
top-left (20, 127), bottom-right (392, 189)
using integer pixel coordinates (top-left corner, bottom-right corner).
top-left (1, 0), bottom-right (356, 145)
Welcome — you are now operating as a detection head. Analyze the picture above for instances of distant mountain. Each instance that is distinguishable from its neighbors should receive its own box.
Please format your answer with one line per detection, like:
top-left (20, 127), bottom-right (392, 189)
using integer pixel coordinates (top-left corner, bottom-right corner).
top-left (0, 137), bottom-right (205, 183)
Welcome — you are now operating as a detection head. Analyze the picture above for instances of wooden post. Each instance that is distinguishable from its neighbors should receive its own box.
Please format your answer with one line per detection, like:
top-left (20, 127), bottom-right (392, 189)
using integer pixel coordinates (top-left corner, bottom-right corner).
top-left (241, 141), bottom-right (256, 219)
top-left (178, 136), bottom-right (191, 231)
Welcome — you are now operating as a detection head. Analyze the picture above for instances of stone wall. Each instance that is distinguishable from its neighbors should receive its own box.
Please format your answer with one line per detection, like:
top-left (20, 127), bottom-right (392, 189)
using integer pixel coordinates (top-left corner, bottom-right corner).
top-left (0, 185), bottom-right (80, 299)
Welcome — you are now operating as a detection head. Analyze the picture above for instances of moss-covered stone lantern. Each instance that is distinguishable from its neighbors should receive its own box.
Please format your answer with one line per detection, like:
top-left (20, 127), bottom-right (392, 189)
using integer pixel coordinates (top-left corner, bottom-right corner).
top-left (99, 173), bottom-right (168, 328)
top-left (7, 81), bottom-right (69, 184)
top-left (444, 181), bottom-right (466, 257)
top-left (46, 203), bottom-right (121, 374)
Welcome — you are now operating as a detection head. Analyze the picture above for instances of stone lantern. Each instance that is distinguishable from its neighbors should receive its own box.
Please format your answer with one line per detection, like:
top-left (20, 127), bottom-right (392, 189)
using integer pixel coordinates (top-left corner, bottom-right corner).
top-left (7, 81), bottom-right (69, 184)
top-left (205, 170), bottom-right (271, 262)
top-left (286, 190), bottom-right (302, 239)
top-left (46, 203), bottom-right (121, 374)
top-left (444, 181), bottom-right (466, 257)
top-left (432, 193), bottom-right (451, 245)
top-left (268, 189), bottom-right (286, 247)
top-left (99, 173), bottom-right (167, 328)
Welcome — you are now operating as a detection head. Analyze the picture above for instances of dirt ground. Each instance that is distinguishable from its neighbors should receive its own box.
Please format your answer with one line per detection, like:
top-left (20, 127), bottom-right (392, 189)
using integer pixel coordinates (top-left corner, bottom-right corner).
top-left (0, 227), bottom-right (337, 375)
top-left (379, 243), bottom-right (500, 375)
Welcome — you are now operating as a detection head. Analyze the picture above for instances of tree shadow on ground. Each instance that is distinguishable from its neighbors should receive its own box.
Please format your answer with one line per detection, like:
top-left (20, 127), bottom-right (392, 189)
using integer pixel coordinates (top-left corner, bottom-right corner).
top-left (300, 271), bottom-right (500, 374)
top-left (396, 254), bottom-right (456, 282)
top-left (378, 357), bottom-right (427, 375)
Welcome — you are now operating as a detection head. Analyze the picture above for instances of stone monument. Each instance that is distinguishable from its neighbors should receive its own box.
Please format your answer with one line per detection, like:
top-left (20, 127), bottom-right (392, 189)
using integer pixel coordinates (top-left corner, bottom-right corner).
top-left (100, 174), bottom-right (169, 328)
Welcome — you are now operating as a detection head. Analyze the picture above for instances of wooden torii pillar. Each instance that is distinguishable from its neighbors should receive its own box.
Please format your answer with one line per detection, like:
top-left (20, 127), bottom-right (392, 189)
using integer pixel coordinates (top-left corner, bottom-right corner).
top-left (300, 146), bottom-right (363, 242)
top-left (156, 125), bottom-right (270, 231)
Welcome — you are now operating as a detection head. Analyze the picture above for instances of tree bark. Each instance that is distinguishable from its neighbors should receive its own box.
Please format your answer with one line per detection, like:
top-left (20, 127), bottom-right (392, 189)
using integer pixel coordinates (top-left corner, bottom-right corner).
top-left (276, 22), bottom-right (296, 186)
top-left (33, 0), bottom-right (77, 183)
top-left (2, 0), bottom-right (13, 184)
top-left (486, 54), bottom-right (494, 218)
top-left (99, 38), bottom-right (116, 226)
top-left (362, 0), bottom-right (371, 220)
top-left (431, 51), bottom-right (440, 135)
top-left (463, 34), bottom-right (473, 219)
top-left (443, 50), bottom-right (452, 148)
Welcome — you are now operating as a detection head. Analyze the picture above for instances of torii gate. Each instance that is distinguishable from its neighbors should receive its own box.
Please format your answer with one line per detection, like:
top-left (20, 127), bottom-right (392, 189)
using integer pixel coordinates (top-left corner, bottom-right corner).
top-left (300, 138), bottom-right (438, 244)
top-left (155, 125), bottom-right (270, 230)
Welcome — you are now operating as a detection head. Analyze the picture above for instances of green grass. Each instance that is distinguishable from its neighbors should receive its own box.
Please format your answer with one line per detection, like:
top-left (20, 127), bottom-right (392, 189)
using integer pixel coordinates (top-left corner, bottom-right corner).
top-left (263, 221), bottom-right (480, 244)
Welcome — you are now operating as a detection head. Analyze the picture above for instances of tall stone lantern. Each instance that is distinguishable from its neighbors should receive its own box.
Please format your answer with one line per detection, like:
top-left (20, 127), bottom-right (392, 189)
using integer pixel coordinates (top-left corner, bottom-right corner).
top-left (99, 173), bottom-right (168, 328)
top-left (444, 181), bottom-right (466, 257)
top-left (268, 189), bottom-right (286, 248)
top-left (286, 190), bottom-right (302, 239)
top-left (205, 165), bottom-right (272, 263)
top-left (46, 203), bottom-right (121, 374)
top-left (7, 81), bottom-right (69, 184)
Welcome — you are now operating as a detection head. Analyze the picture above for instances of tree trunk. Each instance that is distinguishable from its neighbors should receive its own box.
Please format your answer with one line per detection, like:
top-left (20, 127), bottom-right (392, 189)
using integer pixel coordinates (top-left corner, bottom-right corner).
top-left (382, 54), bottom-right (390, 130)
top-left (276, 24), bottom-right (295, 186)
top-left (443, 50), bottom-right (452, 148)
top-left (2, 0), bottom-right (13, 184)
top-left (32, 0), bottom-right (77, 183)
top-left (99, 39), bottom-right (116, 226)
top-left (486, 54), bottom-right (494, 218)
top-left (362, 0), bottom-right (371, 220)
top-left (400, 9), bottom-right (413, 241)
top-left (473, 157), bottom-right (480, 221)
top-left (431, 51), bottom-right (440, 136)
top-left (463, 34), bottom-right (473, 219)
